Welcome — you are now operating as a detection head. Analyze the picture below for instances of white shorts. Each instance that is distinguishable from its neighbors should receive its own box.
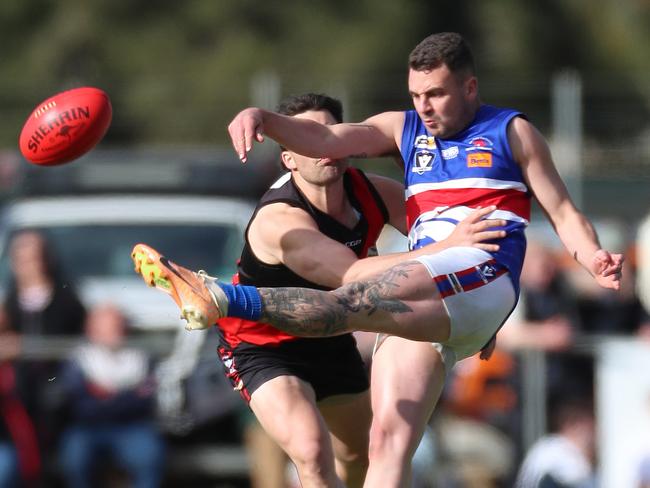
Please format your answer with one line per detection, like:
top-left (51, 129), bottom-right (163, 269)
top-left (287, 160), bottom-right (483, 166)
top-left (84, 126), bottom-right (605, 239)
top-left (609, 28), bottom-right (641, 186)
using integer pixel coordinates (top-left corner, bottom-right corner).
top-left (415, 247), bottom-right (517, 370)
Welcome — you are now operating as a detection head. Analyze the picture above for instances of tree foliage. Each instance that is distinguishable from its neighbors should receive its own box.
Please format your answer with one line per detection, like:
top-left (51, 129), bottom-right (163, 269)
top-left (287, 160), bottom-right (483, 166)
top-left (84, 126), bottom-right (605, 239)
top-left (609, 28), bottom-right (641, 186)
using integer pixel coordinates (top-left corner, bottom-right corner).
top-left (1, 0), bottom-right (647, 148)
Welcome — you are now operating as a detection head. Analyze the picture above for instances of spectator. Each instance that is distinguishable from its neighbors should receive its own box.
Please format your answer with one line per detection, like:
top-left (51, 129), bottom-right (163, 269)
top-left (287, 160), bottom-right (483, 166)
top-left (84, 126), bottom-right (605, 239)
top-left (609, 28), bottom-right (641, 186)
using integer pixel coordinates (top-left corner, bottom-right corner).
top-left (499, 241), bottom-right (577, 353)
top-left (499, 241), bottom-right (592, 405)
top-left (437, 241), bottom-right (587, 485)
top-left (515, 397), bottom-right (597, 488)
top-left (0, 326), bottom-right (40, 486)
top-left (58, 303), bottom-right (165, 488)
top-left (0, 229), bottom-right (86, 479)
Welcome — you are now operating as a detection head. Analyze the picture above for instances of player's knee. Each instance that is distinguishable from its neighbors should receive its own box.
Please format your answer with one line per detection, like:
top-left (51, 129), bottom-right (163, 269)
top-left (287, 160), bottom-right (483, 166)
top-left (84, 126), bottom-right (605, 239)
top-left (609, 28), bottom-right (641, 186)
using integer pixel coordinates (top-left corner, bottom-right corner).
top-left (368, 422), bottom-right (413, 465)
top-left (288, 438), bottom-right (332, 474)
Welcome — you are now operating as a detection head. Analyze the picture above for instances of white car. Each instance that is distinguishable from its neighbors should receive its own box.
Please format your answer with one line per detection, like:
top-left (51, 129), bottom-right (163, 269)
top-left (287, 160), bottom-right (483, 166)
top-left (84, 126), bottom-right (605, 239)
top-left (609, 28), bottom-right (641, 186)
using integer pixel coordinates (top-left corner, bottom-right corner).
top-left (0, 194), bottom-right (253, 331)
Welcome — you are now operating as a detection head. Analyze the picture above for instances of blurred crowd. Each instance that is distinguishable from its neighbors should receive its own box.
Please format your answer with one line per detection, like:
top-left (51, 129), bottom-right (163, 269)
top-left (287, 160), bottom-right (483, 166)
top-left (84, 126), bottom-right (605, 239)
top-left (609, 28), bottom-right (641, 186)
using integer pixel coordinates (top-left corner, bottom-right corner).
top-left (0, 213), bottom-right (649, 488)
top-left (417, 215), bottom-right (650, 488)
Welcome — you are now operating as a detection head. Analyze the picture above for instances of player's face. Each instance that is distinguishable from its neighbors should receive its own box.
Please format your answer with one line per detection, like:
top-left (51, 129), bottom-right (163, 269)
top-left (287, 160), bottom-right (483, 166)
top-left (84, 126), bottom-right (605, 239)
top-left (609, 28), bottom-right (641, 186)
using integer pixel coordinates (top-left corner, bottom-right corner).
top-left (283, 109), bottom-right (349, 185)
top-left (408, 64), bottom-right (478, 139)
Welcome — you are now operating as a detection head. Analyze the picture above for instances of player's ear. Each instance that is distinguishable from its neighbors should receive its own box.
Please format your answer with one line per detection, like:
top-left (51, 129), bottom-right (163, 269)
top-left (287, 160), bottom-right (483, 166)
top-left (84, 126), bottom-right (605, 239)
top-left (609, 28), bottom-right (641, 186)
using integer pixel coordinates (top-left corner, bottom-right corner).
top-left (281, 151), bottom-right (297, 170)
top-left (465, 76), bottom-right (478, 99)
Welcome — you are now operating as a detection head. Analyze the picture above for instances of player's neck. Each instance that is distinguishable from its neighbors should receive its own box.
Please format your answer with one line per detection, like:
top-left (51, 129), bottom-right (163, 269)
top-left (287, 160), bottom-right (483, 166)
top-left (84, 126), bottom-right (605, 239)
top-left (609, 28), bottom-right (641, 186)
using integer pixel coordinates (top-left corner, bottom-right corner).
top-left (297, 178), bottom-right (358, 228)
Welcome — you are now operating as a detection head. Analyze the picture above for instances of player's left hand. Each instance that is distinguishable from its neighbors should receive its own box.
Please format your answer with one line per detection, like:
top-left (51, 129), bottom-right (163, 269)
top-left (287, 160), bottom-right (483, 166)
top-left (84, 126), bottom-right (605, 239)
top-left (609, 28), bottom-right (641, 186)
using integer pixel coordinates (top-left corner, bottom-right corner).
top-left (592, 249), bottom-right (624, 290)
top-left (444, 206), bottom-right (507, 252)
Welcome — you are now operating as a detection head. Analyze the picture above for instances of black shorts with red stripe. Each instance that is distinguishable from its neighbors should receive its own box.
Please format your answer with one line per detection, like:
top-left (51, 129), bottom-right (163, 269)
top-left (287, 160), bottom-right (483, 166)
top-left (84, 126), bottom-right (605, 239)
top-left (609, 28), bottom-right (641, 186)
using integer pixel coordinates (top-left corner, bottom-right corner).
top-left (217, 331), bottom-right (369, 404)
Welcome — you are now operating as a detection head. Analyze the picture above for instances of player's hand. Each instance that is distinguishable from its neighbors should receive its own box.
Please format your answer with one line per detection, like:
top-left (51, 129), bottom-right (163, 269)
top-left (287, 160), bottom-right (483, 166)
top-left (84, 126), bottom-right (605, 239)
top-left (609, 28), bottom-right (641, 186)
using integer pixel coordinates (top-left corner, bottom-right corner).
top-left (444, 206), bottom-right (507, 252)
top-left (228, 108), bottom-right (266, 163)
top-left (591, 249), bottom-right (624, 290)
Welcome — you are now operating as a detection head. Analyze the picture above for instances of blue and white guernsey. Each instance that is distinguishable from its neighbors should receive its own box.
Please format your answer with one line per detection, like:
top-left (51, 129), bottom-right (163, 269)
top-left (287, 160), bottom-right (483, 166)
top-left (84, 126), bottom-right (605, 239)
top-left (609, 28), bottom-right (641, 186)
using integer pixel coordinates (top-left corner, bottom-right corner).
top-left (400, 104), bottom-right (531, 289)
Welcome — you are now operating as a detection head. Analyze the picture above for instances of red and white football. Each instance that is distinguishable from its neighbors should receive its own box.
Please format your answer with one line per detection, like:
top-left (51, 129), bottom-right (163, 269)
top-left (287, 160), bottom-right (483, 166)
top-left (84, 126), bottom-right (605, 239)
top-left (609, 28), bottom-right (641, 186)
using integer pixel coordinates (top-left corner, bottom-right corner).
top-left (19, 87), bottom-right (112, 166)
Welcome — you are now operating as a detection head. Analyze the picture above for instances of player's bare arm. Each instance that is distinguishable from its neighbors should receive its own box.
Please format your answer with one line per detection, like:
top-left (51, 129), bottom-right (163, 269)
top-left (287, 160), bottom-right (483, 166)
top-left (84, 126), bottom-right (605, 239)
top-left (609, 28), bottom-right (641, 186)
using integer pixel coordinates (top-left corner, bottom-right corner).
top-left (341, 205), bottom-right (506, 284)
top-left (367, 172), bottom-right (507, 248)
top-left (228, 108), bottom-right (404, 163)
top-left (509, 116), bottom-right (623, 289)
top-left (250, 201), bottom-right (506, 289)
top-left (248, 203), bottom-right (361, 286)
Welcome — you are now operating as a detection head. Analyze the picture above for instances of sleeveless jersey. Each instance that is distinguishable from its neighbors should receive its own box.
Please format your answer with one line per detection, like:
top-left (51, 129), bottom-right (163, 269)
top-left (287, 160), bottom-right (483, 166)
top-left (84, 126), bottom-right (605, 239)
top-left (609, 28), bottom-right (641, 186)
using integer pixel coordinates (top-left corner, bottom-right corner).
top-left (218, 167), bottom-right (389, 348)
top-left (400, 104), bottom-right (530, 288)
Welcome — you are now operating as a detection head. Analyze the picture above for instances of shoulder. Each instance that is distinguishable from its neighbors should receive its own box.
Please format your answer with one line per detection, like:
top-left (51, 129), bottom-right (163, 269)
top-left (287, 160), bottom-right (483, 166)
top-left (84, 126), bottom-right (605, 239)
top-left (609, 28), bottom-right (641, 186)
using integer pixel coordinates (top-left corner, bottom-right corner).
top-left (250, 203), bottom-right (318, 248)
top-left (254, 202), bottom-right (315, 230)
top-left (507, 116), bottom-right (550, 164)
top-left (366, 173), bottom-right (404, 193)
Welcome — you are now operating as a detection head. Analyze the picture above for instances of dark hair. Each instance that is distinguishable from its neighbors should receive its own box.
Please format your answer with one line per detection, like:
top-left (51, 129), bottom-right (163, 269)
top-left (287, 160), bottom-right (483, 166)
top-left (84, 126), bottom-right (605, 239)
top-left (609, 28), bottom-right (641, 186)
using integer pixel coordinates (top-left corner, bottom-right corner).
top-left (9, 229), bottom-right (61, 282)
top-left (549, 396), bottom-right (594, 432)
top-left (409, 32), bottom-right (475, 75)
top-left (276, 93), bottom-right (343, 123)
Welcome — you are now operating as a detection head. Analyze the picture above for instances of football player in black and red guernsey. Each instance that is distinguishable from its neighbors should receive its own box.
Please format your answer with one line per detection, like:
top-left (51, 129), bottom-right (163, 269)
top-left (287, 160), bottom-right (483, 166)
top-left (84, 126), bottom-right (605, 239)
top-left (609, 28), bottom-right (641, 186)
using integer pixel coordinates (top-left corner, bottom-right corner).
top-left (133, 93), bottom-right (504, 488)
top-left (211, 94), bottom-right (504, 488)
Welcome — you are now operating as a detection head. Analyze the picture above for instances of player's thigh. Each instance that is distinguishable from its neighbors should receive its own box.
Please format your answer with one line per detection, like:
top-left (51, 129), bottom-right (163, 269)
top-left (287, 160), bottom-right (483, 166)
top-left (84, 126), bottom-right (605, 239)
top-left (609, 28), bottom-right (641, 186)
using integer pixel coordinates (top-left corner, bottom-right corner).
top-left (370, 336), bottom-right (445, 447)
top-left (250, 375), bottom-right (332, 453)
top-left (319, 390), bottom-right (371, 460)
top-left (342, 260), bottom-right (450, 342)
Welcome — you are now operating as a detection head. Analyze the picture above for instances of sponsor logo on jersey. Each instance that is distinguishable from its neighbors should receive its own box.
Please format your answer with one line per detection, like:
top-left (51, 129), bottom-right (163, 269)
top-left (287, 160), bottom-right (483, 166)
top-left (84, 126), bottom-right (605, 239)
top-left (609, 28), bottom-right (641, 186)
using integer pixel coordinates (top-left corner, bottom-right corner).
top-left (345, 239), bottom-right (363, 248)
top-left (467, 136), bottom-right (494, 152)
top-left (414, 135), bottom-right (436, 149)
top-left (413, 150), bottom-right (435, 174)
top-left (467, 152), bottom-right (492, 167)
top-left (441, 146), bottom-right (459, 160)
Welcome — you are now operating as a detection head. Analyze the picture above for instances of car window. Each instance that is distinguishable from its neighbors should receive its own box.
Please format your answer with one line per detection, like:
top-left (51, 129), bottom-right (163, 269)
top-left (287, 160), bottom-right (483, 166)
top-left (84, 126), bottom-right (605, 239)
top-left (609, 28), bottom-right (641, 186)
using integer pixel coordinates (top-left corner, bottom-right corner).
top-left (0, 223), bottom-right (243, 285)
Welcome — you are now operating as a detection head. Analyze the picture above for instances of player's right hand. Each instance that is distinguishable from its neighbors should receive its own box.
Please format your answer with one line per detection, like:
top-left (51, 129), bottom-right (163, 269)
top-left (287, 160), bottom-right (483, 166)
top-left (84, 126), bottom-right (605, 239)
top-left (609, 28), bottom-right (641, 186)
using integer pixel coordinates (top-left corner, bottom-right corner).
top-left (227, 108), bottom-right (266, 163)
top-left (446, 206), bottom-right (507, 252)
top-left (591, 249), bottom-right (624, 290)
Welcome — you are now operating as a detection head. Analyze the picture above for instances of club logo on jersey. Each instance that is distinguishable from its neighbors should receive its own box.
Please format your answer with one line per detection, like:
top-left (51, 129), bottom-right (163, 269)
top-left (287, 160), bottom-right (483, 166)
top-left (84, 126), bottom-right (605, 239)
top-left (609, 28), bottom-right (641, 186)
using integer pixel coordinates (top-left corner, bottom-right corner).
top-left (441, 146), bottom-right (459, 160)
top-left (413, 150), bottom-right (435, 174)
top-left (414, 135), bottom-right (436, 149)
top-left (466, 136), bottom-right (494, 152)
top-left (467, 152), bottom-right (492, 167)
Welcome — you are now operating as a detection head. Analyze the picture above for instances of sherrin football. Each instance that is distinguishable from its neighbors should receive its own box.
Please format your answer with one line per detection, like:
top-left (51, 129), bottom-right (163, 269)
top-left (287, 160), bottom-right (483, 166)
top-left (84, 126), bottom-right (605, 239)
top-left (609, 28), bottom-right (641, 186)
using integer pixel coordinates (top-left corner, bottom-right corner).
top-left (19, 87), bottom-right (112, 166)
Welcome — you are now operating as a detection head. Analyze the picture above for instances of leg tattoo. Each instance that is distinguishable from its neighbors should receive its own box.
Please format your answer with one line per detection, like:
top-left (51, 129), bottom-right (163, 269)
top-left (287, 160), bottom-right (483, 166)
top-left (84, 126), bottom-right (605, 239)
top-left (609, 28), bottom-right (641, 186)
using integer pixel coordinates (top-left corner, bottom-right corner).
top-left (258, 262), bottom-right (416, 337)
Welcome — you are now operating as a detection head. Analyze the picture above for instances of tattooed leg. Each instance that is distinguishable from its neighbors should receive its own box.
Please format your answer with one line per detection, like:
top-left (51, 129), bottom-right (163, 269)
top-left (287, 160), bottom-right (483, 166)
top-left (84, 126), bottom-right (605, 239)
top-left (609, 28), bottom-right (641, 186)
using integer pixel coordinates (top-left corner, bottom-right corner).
top-left (258, 261), bottom-right (450, 342)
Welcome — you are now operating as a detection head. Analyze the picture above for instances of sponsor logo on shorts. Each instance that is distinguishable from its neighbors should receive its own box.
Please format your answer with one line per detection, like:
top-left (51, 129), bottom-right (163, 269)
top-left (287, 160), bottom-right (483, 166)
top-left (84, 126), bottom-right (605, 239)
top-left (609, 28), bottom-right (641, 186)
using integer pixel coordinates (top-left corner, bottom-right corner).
top-left (477, 263), bottom-right (496, 283)
top-left (467, 152), bottom-right (492, 168)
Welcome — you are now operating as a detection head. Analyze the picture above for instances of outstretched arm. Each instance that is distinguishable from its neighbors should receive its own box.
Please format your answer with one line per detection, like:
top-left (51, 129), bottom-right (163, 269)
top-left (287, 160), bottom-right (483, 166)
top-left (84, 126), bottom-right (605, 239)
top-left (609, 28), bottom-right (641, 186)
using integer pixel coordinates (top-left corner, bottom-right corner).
top-left (510, 116), bottom-right (623, 289)
top-left (250, 203), bottom-right (505, 289)
top-left (228, 108), bottom-right (404, 162)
